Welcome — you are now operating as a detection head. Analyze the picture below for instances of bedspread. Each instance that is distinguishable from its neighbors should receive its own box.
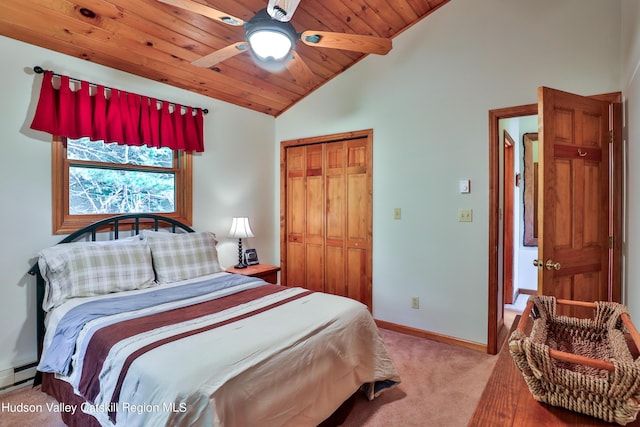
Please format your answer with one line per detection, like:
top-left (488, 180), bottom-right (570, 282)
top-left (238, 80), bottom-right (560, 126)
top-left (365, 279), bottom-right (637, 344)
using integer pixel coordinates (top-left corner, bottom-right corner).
top-left (39, 272), bottom-right (400, 426)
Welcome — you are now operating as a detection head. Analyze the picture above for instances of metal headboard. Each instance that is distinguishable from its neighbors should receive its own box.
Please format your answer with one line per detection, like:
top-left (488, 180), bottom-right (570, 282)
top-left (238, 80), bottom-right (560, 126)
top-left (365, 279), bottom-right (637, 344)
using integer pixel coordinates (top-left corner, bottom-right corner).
top-left (28, 214), bottom-right (194, 383)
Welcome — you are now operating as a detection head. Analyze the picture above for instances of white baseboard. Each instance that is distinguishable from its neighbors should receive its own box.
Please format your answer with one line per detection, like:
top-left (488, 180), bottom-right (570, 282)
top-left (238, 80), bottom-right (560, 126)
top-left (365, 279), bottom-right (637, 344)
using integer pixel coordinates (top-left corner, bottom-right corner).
top-left (0, 363), bottom-right (37, 391)
top-left (14, 366), bottom-right (37, 384)
top-left (0, 368), bottom-right (13, 389)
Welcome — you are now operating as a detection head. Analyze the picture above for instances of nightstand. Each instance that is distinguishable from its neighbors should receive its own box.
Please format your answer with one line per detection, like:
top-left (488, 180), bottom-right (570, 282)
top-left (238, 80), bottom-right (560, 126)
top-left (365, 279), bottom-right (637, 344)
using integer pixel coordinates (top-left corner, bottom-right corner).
top-left (226, 264), bottom-right (281, 284)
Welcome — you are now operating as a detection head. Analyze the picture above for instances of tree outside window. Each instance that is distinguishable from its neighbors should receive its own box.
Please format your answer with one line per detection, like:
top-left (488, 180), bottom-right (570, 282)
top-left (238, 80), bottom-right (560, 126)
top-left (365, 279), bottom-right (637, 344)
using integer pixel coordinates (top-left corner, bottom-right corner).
top-left (52, 137), bottom-right (192, 234)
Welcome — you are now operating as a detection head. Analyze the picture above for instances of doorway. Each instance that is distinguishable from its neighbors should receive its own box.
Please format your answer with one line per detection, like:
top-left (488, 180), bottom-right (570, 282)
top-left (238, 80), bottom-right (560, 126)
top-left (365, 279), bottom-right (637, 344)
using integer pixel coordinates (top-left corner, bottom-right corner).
top-left (487, 90), bottom-right (623, 355)
top-left (502, 117), bottom-right (539, 311)
top-left (488, 103), bottom-right (537, 354)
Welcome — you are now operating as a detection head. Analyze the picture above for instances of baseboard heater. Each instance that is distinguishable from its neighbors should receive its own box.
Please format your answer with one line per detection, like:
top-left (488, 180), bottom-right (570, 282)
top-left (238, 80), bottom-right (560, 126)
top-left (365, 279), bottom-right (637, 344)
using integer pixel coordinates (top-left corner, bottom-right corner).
top-left (0, 362), bottom-right (37, 391)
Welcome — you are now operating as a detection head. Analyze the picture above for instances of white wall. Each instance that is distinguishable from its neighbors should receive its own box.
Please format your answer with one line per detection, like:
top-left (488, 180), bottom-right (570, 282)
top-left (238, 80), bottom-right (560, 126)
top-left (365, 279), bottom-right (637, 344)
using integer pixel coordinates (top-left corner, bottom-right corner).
top-left (622, 0), bottom-right (640, 318)
top-left (276, 0), bottom-right (622, 344)
top-left (0, 36), bottom-right (276, 372)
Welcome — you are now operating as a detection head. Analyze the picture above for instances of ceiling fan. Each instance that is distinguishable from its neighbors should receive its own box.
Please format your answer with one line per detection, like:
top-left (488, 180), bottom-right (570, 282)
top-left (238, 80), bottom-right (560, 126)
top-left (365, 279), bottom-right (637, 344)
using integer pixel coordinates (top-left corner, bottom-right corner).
top-left (158, 0), bottom-right (392, 86)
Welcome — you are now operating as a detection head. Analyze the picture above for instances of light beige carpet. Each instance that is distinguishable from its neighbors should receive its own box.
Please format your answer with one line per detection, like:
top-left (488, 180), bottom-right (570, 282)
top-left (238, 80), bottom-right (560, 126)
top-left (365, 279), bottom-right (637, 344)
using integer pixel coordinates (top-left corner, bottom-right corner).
top-left (0, 328), bottom-right (499, 427)
top-left (338, 329), bottom-right (498, 426)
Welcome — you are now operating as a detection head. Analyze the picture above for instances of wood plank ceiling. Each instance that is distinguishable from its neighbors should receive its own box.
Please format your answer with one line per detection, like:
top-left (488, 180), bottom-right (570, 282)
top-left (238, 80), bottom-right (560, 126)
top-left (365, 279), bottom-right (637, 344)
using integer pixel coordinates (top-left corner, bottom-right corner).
top-left (0, 0), bottom-right (449, 116)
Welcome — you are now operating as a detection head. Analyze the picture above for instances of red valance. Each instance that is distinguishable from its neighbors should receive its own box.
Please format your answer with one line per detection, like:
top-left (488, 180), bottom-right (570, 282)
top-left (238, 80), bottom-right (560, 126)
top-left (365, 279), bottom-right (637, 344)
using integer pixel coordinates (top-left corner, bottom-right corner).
top-left (30, 71), bottom-right (205, 152)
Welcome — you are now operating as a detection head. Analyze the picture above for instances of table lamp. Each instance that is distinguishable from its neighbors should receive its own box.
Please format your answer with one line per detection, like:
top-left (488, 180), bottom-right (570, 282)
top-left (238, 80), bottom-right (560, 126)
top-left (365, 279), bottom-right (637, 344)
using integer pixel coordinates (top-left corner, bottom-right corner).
top-left (228, 217), bottom-right (254, 268)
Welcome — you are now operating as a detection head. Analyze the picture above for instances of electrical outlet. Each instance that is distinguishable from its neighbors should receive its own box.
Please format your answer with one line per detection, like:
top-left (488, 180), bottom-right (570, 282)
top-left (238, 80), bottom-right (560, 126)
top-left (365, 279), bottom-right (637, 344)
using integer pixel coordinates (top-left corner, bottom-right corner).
top-left (411, 297), bottom-right (419, 309)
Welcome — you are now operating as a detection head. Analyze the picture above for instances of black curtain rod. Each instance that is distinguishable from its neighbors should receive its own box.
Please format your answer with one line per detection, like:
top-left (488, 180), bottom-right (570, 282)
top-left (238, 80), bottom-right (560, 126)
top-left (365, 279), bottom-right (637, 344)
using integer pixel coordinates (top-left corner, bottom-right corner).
top-left (33, 66), bottom-right (209, 114)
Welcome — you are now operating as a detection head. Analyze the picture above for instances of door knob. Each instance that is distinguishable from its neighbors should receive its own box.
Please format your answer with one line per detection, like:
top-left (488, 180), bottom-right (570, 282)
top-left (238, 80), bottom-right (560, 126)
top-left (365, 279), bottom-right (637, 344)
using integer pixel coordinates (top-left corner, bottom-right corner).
top-left (545, 260), bottom-right (561, 271)
top-left (533, 259), bottom-right (543, 270)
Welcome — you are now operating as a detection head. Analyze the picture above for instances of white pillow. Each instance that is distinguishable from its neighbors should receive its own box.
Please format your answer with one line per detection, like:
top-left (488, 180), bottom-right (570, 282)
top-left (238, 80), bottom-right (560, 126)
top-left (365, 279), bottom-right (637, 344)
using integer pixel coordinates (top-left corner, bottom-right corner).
top-left (142, 231), bottom-right (222, 283)
top-left (38, 238), bottom-right (155, 311)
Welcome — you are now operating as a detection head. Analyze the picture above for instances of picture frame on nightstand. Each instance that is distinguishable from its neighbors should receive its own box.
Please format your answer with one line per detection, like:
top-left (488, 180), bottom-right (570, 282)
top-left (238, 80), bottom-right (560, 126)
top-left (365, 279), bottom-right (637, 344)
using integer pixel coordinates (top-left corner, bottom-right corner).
top-left (244, 248), bottom-right (259, 266)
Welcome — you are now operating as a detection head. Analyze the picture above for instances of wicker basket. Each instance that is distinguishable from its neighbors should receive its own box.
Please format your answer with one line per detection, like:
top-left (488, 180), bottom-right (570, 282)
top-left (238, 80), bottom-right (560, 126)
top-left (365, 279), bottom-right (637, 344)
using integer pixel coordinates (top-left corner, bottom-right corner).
top-left (509, 296), bottom-right (640, 425)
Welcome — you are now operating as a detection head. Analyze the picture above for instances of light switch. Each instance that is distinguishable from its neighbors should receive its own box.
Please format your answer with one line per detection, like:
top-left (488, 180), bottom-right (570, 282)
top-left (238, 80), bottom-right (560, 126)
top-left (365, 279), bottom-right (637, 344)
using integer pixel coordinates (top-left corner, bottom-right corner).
top-left (459, 179), bottom-right (470, 193)
top-left (458, 209), bottom-right (473, 222)
top-left (394, 208), bottom-right (401, 220)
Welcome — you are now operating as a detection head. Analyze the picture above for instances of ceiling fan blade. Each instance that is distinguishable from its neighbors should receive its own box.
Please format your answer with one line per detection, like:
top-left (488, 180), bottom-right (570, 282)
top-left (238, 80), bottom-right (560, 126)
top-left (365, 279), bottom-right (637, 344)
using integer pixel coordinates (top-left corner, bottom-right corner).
top-left (157, 0), bottom-right (244, 26)
top-left (267, 0), bottom-right (302, 22)
top-left (192, 42), bottom-right (249, 68)
top-left (285, 52), bottom-right (315, 87)
top-left (300, 30), bottom-right (392, 55)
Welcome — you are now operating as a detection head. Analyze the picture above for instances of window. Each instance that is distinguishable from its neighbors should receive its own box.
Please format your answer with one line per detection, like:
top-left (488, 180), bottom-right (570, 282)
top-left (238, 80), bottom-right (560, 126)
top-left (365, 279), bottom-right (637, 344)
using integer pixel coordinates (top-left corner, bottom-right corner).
top-left (52, 137), bottom-right (192, 234)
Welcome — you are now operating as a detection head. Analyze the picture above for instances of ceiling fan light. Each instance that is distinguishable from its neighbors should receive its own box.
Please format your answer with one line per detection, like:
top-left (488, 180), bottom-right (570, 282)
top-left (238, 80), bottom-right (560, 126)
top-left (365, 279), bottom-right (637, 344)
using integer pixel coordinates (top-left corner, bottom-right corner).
top-left (248, 29), bottom-right (293, 60)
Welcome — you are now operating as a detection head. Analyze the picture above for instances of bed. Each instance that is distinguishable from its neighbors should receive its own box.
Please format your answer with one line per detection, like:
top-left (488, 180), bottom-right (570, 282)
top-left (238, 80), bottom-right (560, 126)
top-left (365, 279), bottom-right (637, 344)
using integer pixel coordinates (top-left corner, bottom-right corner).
top-left (28, 214), bottom-right (400, 427)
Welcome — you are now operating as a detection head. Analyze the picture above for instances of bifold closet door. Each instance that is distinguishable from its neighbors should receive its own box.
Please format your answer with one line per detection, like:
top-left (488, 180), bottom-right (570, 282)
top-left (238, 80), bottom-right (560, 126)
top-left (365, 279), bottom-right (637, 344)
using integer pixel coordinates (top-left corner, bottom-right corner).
top-left (285, 144), bottom-right (325, 293)
top-left (304, 144), bottom-right (325, 293)
top-left (325, 139), bottom-right (371, 306)
top-left (283, 132), bottom-right (372, 310)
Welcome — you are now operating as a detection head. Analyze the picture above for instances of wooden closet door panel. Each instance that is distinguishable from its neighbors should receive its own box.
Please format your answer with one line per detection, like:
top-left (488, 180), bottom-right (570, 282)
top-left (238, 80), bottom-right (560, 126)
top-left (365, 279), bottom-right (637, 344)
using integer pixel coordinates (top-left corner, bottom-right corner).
top-left (345, 139), bottom-right (372, 309)
top-left (326, 246), bottom-right (346, 296)
top-left (326, 172), bottom-right (345, 241)
top-left (305, 145), bottom-right (324, 291)
top-left (287, 241), bottom-right (305, 286)
top-left (346, 140), bottom-right (369, 243)
top-left (326, 142), bottom-right (346, 296)
top-left (306, 243), bottom-right (325, 292)
top-left (287, 147), bottom-right (305, 236)
top-left (347, 174), bottom-right (368, 241)
top-left (306, 145), bottom-right (324, 244)
top-left (346, 247), bottom-right (368, 304)
top-left (286, 146), bottom-right (305, 286)
top-left (306, 175), bottom-right (324, 244)
top-left (326, 142), bottom-right (345, 241)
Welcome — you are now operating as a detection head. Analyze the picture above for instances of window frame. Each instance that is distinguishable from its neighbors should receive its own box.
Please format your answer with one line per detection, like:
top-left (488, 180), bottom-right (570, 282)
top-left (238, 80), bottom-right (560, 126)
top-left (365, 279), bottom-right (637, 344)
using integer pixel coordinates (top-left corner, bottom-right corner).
top-left (52, 136), bottom-right (192, 234)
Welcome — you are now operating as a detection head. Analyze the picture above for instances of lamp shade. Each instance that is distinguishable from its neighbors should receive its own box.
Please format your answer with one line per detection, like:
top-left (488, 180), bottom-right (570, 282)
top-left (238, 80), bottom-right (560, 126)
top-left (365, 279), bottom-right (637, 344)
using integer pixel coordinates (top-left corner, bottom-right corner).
top-left (228, 217), bottom-right (255, 239)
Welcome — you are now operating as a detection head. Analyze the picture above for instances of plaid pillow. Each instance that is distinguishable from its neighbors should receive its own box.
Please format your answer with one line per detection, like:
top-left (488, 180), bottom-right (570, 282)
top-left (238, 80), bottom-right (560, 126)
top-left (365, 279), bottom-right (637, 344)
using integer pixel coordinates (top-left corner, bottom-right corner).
top-left (38, 238), bottom-right (156, 311)
top-left (143, 231), bottom-right (222, 283)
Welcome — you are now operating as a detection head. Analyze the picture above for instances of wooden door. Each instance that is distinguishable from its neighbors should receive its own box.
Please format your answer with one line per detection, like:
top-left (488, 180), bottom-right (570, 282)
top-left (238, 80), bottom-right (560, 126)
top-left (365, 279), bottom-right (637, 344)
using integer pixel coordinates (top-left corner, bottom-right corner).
top-left (325, 142), bottom-right (346, 297)
top-left (304, 145), bottom-right (326, 292)
top-left (281, 130), bottom-right (373, 310)
top-left (341, 139), bottom-right (371, 305)
top-left (285, 146), bottom-right (306, 287)
top-left (537, 87), bottom-right (610, 316)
